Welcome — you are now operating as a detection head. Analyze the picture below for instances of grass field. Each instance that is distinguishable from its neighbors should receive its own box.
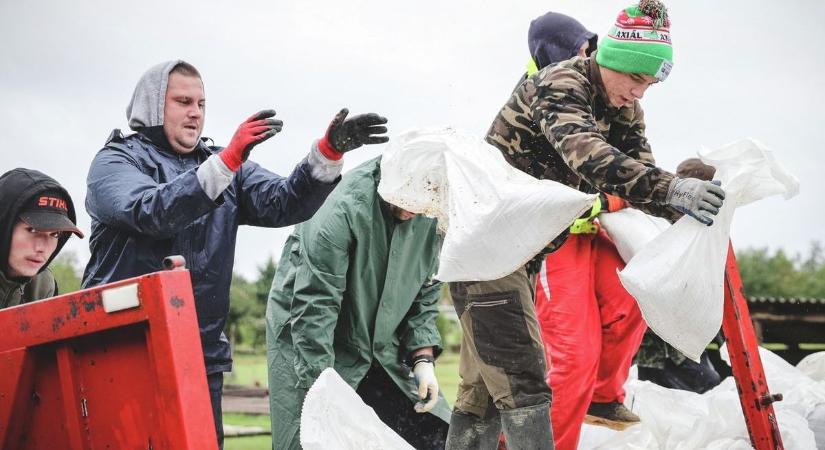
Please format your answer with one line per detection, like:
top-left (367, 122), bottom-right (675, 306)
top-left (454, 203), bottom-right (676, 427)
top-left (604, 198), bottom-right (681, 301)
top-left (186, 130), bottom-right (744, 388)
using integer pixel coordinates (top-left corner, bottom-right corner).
top-left (224, 350), bottom-right (461, 449)
top-left (226, 353), bottom-right (269, 387)
top-left (224, 413), bottom-right (271, 450)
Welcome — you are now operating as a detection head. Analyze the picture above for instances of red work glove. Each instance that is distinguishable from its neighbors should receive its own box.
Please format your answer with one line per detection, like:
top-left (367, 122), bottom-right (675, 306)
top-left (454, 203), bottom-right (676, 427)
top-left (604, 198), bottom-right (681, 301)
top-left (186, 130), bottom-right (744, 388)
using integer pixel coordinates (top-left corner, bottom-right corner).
top-left (219, 109), bottom-right (283, 172)
top-left (316, 108), bottom-right (388, 160)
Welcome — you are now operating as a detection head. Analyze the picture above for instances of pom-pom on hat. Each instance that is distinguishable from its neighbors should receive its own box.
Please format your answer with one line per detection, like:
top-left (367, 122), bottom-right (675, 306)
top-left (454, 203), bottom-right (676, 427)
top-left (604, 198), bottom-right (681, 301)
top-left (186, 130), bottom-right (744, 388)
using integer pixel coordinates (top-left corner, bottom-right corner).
top-left (596, 0), bottom-right (673, 81)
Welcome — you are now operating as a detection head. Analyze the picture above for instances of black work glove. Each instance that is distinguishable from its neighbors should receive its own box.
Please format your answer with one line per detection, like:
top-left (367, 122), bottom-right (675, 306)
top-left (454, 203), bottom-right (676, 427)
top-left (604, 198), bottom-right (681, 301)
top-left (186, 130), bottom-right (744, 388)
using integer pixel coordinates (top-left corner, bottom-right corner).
top-left (317, 108), bottom-right (388, 159)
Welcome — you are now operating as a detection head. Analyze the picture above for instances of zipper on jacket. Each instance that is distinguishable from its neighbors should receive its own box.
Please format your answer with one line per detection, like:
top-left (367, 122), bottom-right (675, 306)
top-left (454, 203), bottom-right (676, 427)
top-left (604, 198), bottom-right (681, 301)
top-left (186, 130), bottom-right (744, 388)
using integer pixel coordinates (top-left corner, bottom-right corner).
top-left (465, 299), bottom-right (509, 312)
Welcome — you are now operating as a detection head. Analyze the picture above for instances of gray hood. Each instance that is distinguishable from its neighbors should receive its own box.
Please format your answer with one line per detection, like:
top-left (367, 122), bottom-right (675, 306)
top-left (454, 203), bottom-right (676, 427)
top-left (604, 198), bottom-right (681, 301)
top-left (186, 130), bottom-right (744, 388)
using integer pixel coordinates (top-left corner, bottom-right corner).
top-left (126, 59), bottom-right (184, 130)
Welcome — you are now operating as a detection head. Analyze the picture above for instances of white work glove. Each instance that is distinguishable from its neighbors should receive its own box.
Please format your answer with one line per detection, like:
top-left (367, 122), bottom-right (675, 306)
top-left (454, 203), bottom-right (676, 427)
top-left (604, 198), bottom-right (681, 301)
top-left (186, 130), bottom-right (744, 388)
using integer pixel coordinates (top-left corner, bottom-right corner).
top-left (413, 361), bottom-right (439, 413)
top-left (666, 177), bottom-right (726, 226)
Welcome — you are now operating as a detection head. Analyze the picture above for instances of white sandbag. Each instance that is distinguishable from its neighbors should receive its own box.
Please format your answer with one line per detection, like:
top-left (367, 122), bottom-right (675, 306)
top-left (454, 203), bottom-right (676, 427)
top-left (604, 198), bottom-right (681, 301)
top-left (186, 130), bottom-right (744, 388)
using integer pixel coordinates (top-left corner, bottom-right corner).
top-left (581, 346), bottom-right (825, 449)
top-left (588, 425), bottom-right (656, 449)
top-left (300, 368), bottom-right (414, 450)
top-left (719, 344), bottom-right (825, 449)
top-left (577, 424), bottom-right (620, 449)
top-left (377, 128), bottom-right (595, 282)
top-left (805, 403), bottom-right (825, 450)
top-left (797, 352), bottom-right (825, 382)
top-left (618, 138), bottom-right (799, 360)
top-left (797, 352), bottom-right (825, 447)
top-left (598, 208), bottom-right (670, 263)
top-left (729, 346), bottom-right (825, 418)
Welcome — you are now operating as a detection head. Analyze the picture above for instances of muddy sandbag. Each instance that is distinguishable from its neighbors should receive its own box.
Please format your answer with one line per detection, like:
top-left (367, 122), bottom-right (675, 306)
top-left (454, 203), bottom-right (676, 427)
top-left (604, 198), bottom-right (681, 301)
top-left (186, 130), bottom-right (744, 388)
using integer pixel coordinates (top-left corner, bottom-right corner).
top-left (378, 128), bottom-right (594, 282)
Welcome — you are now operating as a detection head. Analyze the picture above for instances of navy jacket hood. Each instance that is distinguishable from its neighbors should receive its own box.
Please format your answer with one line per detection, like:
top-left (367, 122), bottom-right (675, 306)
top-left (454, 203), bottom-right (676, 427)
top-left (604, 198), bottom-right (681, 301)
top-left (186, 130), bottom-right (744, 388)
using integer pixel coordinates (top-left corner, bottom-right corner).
top-left (528, 12), bottom-right (597, 70)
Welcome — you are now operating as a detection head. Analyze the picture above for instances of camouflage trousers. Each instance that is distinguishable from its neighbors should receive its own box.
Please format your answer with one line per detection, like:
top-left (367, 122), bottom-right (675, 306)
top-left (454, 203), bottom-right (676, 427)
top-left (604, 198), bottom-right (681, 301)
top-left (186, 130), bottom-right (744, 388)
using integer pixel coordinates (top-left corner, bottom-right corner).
top-left (449, 266), bottom-right (551, 418)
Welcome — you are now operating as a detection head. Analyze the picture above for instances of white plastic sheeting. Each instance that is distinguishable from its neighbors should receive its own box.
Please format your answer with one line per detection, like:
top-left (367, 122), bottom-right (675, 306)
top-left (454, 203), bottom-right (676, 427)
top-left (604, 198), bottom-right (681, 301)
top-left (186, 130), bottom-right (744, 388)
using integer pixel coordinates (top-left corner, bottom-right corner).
top-left (618, 138), bottom-right (799, 361)
top-left (795, 352), bottom-right (825, 446)
top-left (300, 368), bottom-right (415, 450)
top-left (579, 349), bottom-right (825, 449)
top-left (298, 354), bottom-right (825, 449)
top-left (798, 352), bottom-right (825, 382)
top-left (377, 128), bottom-right (595, 282)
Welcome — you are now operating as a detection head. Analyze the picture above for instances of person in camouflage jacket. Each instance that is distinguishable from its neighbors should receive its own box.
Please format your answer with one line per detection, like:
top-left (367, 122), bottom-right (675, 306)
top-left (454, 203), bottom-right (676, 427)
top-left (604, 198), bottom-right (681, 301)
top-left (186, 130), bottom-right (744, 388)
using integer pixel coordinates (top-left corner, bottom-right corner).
top-left (487, 48), bottom-right (681, 223)
top-left (446, 2), bottom-right (726, 450)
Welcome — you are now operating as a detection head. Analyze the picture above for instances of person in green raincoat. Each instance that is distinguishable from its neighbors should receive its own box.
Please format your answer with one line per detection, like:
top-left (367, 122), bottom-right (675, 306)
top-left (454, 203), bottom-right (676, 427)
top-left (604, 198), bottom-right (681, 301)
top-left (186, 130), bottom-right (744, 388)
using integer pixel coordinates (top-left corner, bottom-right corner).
top-left (266, 156), bottom-right (451, 450)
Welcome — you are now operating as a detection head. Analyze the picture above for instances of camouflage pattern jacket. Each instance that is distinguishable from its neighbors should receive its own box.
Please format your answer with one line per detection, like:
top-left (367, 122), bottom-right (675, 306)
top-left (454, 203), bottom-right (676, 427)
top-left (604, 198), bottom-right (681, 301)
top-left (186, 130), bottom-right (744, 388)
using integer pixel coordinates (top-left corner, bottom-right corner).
top-left (487, 55), bottom-right (682, 239)
top-left (634, 330), bottom-right (687, 369)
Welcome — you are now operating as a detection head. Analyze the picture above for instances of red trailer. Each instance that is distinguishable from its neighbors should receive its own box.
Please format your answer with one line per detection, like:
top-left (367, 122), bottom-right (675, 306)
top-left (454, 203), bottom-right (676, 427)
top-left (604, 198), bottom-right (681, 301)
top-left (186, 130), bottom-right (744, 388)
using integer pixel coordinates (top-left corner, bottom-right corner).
top-left (0, 262), bottom-right (217, 450)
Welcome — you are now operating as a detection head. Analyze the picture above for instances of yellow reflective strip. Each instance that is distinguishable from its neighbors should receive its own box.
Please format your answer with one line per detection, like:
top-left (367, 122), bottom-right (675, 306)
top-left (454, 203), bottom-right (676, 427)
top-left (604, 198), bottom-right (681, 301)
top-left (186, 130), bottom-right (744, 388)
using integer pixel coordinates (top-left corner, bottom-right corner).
top-left (569, 217), bottom-right (599, 234)
top-left (568, 197), bottom-right (603, 234)
top-left (526, 58), bottom-right (539, 77)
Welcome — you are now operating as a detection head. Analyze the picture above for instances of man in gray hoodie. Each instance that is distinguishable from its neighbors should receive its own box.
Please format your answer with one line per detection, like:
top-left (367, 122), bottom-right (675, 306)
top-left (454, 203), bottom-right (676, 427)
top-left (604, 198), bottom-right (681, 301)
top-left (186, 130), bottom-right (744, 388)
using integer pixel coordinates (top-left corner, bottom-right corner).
top-left (82, 60), bottom-right (389, 447)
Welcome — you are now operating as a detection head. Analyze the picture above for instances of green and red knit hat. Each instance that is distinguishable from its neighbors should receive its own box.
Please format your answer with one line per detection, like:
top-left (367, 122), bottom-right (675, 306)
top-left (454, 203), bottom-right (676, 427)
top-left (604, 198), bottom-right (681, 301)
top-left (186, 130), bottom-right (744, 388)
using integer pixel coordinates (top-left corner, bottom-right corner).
top-left (596, 0), bottom-right (673, 81)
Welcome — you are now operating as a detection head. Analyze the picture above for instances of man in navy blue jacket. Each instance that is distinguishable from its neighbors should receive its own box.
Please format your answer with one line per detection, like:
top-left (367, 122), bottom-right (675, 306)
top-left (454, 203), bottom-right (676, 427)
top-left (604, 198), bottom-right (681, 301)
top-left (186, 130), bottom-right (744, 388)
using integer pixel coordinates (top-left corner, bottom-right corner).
top-left (82, 60), bottom-right (388, 448)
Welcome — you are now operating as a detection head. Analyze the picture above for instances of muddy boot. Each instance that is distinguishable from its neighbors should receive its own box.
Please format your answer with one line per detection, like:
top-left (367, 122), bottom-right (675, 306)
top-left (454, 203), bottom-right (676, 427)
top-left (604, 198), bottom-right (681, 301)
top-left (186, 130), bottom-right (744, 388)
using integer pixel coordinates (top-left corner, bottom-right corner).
top-left (499, 403), bottom-right (554, 450)
top-left (584, 401), bottom-right (641, 431)
top-left (445, 408), bottom-right (502, 450)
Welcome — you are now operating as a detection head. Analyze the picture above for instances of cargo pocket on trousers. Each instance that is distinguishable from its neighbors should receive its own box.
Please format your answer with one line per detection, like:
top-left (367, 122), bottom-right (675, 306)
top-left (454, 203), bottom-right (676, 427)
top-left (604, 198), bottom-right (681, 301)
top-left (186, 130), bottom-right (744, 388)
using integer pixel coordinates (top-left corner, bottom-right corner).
top-left (466, 291), bottom-right (533, 371)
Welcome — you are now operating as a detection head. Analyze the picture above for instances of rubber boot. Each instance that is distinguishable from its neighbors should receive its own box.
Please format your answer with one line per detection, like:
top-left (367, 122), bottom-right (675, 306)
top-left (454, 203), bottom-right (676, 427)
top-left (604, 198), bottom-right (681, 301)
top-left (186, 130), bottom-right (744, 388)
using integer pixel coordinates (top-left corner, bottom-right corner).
top-left (445, 408), bottom-right (502, 450)
top-left (500, 403), bottom-right (554, 450)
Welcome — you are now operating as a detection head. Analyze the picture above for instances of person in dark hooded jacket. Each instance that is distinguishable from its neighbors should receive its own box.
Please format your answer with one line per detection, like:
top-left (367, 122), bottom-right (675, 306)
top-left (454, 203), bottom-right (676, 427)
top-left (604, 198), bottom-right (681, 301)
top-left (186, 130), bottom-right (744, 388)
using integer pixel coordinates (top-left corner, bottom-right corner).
top-left (81, 60), bottom-right (389, 448)
top-left (1, 168), bottom-right (84, 309)
top-left (525, 11), bottom-right (597, 79)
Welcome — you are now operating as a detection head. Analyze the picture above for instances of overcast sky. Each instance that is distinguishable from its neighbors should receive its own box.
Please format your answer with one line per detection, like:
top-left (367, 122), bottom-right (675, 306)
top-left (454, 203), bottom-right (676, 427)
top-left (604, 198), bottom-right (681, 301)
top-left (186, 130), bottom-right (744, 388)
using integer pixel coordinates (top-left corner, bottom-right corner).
top-left (2, 0), bottom-right (823, 280)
